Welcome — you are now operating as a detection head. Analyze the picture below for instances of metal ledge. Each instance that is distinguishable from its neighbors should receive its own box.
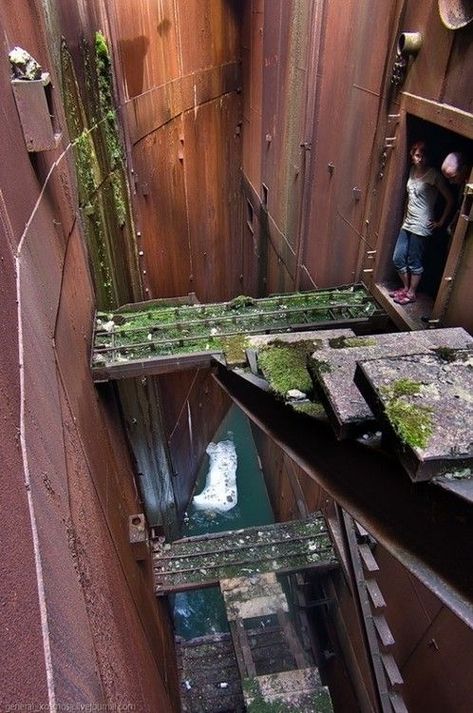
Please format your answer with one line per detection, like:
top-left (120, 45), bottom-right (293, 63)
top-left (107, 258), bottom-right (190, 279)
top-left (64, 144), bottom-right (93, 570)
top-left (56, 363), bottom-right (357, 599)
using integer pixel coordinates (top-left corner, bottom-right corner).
top-left (213, 364), bottom-right (473, 628)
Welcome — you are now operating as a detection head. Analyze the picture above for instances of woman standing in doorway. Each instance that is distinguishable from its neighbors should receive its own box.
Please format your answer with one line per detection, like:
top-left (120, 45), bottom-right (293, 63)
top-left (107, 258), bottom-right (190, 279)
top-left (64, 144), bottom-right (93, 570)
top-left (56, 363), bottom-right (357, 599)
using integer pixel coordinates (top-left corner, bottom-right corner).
top-left (391, 141), bottom-right (453, 305)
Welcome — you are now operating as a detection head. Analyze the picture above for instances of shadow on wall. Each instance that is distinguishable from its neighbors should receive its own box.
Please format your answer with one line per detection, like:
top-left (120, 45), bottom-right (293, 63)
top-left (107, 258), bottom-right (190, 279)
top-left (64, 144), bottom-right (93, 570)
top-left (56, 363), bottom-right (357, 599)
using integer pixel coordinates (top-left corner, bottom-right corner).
top-left (118, 36), bottom-right (149, 98)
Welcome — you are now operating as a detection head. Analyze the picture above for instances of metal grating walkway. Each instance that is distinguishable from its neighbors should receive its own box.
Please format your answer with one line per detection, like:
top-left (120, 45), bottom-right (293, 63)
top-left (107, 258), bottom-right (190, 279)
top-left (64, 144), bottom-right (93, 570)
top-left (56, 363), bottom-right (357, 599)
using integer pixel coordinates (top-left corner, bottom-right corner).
top-left (91, 285), bottom-right (385, 381)
top-left (153, 513), bottom-right (337, 595)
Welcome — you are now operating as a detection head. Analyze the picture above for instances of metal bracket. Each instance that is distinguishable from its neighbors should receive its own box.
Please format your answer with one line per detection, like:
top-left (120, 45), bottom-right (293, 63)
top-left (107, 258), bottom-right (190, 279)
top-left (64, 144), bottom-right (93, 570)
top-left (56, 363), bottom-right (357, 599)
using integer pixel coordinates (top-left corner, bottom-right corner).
top-left (129, 513), bottom-right (149, 561)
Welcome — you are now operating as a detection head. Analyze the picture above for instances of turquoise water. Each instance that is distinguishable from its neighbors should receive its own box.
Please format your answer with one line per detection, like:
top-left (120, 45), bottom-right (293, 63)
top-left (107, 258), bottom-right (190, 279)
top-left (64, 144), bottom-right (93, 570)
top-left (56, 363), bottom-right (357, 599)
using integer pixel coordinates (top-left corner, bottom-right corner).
top-left (173, 404), bottom-right (274, 639)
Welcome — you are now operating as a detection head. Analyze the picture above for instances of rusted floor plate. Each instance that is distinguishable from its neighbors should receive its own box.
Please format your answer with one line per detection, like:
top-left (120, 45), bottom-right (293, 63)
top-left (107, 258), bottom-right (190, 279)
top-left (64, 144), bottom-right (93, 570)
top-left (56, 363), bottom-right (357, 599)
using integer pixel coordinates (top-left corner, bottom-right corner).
top-left (355, 349), bottom-right (473, 481)
top-left (310, 327), bottom-right (473, 439)
top-left (153, 514), bottom-right (336, 594)
top-left (242, 668), bottom-right (333, 712)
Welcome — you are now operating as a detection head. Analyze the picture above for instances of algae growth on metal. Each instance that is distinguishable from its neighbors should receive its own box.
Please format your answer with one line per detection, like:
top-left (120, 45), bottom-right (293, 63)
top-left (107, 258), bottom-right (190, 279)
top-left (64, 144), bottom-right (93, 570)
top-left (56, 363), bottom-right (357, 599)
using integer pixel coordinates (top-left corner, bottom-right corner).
top-left (93, 285), bottom-right (380, 367)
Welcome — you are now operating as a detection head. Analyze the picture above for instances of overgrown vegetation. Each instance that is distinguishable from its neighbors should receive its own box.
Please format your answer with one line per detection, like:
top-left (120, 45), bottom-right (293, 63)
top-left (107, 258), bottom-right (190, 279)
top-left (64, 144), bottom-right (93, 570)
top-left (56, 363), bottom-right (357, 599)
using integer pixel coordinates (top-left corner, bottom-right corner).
top-left (61, 34), bottom-right (137, 310)
top-left (93, 286), bottom-right (380, 365)
top-left (381, 378), bottom-right (434, 450)
top-left (257, 340), bottom-right (316, 397)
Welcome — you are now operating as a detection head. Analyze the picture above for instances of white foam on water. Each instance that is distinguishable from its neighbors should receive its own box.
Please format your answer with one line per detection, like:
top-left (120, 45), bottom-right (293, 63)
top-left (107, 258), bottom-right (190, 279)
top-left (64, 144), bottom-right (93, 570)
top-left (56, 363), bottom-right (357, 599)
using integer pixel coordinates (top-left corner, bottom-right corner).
top-left (192, 440), bottom-right (238, 513)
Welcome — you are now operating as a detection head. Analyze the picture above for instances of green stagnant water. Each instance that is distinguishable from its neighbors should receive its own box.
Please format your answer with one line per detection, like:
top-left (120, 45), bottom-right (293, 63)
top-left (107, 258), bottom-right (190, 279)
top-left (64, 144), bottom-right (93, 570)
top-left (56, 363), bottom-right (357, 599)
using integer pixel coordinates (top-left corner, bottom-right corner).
top-left (173, 404), bottom-right (274, 639)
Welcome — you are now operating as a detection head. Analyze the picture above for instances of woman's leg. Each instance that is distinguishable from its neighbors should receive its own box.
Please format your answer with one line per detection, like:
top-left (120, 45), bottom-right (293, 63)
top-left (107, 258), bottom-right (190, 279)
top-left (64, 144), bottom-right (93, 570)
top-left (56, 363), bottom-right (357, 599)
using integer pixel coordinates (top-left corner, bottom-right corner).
top-left (392, 229), bottom-right (410, 291)
top-left (406, 233), bottom-right (427, 298)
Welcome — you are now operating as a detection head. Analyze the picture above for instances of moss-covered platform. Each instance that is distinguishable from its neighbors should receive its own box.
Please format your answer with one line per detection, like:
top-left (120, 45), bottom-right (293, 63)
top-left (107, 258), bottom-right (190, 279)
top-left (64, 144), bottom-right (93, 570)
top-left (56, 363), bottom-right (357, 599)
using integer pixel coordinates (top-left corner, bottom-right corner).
top-left (153, 514), bottom-right (336, 595)
top-left (309, 327), bottom-right (473, 439)
top-left (355, 349), bottom-right (473, 481)
top-left (91, 285), bottom-right (384, 380)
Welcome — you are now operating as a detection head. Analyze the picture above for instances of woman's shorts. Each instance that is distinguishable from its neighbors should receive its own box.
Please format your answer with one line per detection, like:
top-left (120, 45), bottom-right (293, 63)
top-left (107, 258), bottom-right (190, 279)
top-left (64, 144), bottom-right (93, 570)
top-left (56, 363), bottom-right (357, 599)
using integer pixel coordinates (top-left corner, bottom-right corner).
top-left (392, 228), bottom-right (427, 274)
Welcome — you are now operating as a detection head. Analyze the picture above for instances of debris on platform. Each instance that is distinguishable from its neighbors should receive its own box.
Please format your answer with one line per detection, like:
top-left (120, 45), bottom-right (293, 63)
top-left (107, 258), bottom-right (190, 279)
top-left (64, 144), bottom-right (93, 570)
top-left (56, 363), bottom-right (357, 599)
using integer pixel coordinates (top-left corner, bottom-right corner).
top-left (242, 668), bottom-right (333, 712)
top-left (153, 514), bottom-right (336, 594)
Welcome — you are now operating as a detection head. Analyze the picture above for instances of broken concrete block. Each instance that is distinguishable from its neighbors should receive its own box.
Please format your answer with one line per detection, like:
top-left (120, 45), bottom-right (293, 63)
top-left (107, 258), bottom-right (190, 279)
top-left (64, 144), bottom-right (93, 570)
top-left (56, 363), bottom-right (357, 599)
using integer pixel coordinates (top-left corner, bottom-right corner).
top-left (354, 349), bottom-right (473, 481)
top-left (310, 328), bottom-right (473, 439)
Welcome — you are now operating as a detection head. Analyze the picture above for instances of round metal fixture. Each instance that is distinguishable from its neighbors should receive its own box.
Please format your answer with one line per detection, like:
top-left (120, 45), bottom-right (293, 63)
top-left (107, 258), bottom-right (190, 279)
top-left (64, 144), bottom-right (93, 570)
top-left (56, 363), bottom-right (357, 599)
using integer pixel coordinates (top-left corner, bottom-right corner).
top-left (438, 0), bottom-right (473, 29)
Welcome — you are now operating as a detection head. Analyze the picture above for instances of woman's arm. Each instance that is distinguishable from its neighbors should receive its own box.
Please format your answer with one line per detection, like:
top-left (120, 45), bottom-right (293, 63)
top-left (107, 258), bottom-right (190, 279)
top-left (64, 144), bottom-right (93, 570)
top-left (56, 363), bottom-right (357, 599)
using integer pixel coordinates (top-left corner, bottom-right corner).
top-left (430, 180), bottom-right (454, 230)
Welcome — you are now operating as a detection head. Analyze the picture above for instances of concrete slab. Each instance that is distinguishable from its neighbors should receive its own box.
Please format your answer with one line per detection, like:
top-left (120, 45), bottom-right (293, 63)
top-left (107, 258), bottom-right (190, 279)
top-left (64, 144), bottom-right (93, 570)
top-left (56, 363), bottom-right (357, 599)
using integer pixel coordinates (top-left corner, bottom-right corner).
top-left (221, 573), bottom-right (288, 620)
top-left (355, 349), bottom-right (473, 481)
top-left (309, 328), bottom-right (473, 439)
top-left (247, 327), bottom-right (355, 350)
top-left (243, 668), bottom-right (333, 712)
top-left (248, 329), bottom-right (356, 416)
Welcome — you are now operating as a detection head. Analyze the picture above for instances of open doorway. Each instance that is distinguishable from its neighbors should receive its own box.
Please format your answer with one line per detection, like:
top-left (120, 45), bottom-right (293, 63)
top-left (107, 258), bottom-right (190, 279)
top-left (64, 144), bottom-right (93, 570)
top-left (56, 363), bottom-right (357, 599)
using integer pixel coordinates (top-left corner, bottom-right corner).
top-left (375, 115), bottom-right (471, 327)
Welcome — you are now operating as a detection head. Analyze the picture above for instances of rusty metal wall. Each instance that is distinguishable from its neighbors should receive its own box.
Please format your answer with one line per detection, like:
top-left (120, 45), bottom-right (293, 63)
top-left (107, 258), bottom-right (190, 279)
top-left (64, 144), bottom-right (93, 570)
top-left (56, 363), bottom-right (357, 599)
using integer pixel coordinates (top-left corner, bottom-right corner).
top-left (375, 546), bottom-right (473, 712)
top-left (0, 0), bottom-right (179, 710)
top-left (242, 0), bottom-right (314, 295)
top-left (242, 0), bottom-right (473, 333)
top-left (158, 370), bottom-right (232, 516)
top-left (109, 0), bottom-right (244, 302)
top-left (250, 423), bottom-right (325, 521)
top-left (302, 0), bottom-right (400, 288)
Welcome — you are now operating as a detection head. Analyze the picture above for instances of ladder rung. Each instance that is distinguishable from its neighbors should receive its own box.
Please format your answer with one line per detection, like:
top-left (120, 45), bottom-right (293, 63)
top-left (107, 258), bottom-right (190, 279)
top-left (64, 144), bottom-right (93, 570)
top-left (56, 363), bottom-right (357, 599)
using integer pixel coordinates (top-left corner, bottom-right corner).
top-left (355, 520), bottom-right (369, 539)
top-left (382, 653), bottom-right (403, 687)
top-left (366, 579), bottom-right (386, 609)
top-left (358, 543), bottom-right (379, 572)
top-left (389, 691), bottom-right (409, 713)
top-left (373, 614), bottom-right (395, 647)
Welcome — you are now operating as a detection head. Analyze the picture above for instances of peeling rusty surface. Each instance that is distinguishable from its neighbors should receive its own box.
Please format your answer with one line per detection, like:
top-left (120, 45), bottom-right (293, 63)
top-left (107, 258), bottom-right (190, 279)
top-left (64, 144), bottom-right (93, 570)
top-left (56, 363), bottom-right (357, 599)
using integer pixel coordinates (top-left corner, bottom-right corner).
top-left (0, 1), bottom-right (181, 709)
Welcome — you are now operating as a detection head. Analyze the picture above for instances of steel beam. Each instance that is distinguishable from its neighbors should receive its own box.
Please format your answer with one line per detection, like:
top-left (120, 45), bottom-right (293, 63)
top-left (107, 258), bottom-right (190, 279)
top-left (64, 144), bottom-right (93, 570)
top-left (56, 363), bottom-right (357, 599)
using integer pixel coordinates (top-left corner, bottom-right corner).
top-left (213, 365), bottom-right (473, 628)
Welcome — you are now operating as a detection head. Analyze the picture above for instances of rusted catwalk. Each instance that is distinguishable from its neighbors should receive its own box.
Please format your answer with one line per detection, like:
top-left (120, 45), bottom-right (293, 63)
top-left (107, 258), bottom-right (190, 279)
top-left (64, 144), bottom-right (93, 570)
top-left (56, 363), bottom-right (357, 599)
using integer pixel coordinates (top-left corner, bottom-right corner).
top-left (153, 514), bottom-right (337, 595)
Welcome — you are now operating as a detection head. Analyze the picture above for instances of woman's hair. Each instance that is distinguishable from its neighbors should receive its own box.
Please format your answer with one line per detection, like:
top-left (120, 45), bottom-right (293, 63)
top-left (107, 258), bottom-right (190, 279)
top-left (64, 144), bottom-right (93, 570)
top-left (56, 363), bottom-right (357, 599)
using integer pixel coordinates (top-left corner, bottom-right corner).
top-left (409, 140), bottom-right (429, 161)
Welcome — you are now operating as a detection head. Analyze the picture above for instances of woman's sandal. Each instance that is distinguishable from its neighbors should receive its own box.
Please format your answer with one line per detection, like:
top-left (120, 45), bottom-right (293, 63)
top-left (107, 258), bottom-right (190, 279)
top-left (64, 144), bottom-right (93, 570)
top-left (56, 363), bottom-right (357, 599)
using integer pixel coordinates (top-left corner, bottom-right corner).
top-left (394, 293), bottom-right (416, 305)
top-left (389, 288), bottom-right (407, 298)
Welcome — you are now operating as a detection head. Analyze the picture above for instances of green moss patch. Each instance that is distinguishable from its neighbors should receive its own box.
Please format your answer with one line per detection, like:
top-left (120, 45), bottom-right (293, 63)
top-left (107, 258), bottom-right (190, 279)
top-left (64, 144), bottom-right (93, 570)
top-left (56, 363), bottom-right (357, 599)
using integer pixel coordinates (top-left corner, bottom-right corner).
top-left (292, 401), bottom-right (326, 418)
top-left (433, 346), bottom-right (459, 363)
top-left (257, 341), bottom-right (315, 397)
top-left (311, 358), bottom-right (332, 374)
top-left (221, 334), bottom-right (249, 365)
top-left (382, 379), bottom-right (434, 450)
